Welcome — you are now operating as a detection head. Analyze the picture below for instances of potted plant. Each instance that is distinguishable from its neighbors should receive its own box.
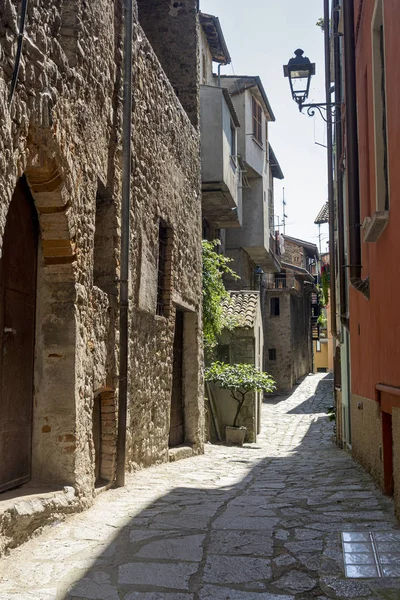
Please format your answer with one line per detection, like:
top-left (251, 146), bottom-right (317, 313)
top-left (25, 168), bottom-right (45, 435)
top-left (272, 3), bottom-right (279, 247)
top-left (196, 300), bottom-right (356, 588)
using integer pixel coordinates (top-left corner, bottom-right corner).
top-left (205, 362), bottom-right (276, 446)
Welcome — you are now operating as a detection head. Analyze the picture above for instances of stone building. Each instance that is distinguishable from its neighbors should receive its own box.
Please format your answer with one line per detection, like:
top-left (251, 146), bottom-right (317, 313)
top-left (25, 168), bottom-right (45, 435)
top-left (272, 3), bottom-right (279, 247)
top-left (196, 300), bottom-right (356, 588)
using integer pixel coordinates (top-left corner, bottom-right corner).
top-left (264, 236), bottom-right (318, 392)
top-left (207, 291), bottom-right (263, 443)
top-left (0, 0), bottom-right (204, 512)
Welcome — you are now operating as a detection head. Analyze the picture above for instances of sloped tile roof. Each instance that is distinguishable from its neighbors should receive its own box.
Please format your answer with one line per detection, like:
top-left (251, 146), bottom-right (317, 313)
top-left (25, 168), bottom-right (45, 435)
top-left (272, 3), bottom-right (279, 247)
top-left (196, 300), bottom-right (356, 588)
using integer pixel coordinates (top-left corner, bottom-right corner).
top-left (314, 202), bottom-right (329, 224)
top-left (222, 291), bottom-right (259, 329)
top-left (199, 13), bottom-right (231, 64)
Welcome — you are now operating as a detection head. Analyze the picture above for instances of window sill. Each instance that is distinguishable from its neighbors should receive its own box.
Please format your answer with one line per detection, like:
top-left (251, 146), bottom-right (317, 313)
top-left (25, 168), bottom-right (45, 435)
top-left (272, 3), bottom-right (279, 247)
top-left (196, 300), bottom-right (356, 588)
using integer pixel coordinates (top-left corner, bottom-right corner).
top-left (362, 210), bottom-right (389, 242)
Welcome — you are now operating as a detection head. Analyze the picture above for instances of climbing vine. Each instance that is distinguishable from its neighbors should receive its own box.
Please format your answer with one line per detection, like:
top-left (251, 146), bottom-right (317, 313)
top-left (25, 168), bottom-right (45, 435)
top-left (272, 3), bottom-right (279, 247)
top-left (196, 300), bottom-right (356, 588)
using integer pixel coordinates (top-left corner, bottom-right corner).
top-left (202, 240), bottom-right (239, 353)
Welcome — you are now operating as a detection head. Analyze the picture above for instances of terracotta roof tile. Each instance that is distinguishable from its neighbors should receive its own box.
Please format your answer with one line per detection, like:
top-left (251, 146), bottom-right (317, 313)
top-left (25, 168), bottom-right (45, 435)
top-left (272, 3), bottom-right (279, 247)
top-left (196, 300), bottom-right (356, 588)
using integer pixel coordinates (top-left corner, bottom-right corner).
top-left (222, 291), bottom-right (259, 329)
top-left (314, 202), bottom-right (329, 224)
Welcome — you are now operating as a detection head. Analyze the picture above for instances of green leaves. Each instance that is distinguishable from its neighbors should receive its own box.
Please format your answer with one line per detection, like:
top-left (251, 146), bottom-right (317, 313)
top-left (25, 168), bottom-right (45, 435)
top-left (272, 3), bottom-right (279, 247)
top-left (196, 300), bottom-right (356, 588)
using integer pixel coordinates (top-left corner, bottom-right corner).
top-left (205, 362), bottom-right (276, 394)
top-left (205, 362), bottom-right (276, 426)
top-left (202, 240), bottom-right (239, 351)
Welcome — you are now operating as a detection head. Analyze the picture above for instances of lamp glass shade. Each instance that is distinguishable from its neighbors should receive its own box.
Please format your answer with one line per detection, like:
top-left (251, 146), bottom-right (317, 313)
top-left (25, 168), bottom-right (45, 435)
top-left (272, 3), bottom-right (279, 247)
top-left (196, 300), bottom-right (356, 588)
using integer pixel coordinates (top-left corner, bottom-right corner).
top-left (283, 50), bottom-right (316, 106)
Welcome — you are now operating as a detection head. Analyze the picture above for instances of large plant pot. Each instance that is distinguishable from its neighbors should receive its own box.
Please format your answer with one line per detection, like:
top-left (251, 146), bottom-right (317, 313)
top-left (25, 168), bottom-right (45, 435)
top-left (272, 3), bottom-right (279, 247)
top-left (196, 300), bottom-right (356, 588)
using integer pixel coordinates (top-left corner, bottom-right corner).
top-left (225, 426), bottom-right (247, 446)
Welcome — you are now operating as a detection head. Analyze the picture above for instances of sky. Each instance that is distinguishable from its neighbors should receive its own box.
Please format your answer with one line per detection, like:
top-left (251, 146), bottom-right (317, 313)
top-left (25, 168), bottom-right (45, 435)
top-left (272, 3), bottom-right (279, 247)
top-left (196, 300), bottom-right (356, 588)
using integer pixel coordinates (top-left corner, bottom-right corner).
top-left (200, 0), bottom-right (330, 251)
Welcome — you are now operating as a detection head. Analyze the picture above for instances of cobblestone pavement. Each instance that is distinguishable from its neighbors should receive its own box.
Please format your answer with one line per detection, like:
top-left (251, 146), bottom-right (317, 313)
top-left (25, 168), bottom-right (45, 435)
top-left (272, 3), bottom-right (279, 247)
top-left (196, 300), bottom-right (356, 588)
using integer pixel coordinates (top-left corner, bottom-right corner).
top-left (0, 373), bottom-right (399, 600)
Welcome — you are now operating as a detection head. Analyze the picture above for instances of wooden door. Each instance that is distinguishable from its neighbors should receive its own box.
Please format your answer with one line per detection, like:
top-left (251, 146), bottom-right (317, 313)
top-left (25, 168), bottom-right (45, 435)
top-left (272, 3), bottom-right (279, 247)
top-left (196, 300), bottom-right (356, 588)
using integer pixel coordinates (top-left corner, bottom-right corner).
top-left (169, 310), bottom-right (184, 447)
top-left (92, 396), bottom-right (102, 484)
top-left (0, 178), bottom-right (38, 493)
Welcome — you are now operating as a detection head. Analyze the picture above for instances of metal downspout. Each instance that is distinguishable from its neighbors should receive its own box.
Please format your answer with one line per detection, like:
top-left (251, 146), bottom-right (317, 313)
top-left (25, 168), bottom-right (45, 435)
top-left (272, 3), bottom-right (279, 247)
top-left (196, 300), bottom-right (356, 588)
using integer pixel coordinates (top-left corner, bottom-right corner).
top-left (324, 0), bottom-right (338, 338)
top-left (333, 0), bottom-right (348, 325)
top-left (116, 0), bottom-right (133, 487)
top-left (343, 0), bottom-right (370, 298)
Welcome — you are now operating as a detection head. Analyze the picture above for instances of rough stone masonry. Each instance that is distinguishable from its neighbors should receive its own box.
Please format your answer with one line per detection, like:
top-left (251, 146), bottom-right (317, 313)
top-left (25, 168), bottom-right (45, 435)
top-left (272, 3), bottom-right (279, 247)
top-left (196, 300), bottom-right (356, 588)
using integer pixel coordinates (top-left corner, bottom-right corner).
top-left (0, 0), bottom-right (204, 525)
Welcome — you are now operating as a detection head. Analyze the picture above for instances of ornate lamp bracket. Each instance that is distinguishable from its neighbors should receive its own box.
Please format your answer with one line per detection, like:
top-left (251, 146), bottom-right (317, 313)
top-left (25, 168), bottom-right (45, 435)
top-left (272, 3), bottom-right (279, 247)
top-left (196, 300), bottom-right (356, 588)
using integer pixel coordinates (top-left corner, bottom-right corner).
top-left (300, 102), bottom-right (341, 124)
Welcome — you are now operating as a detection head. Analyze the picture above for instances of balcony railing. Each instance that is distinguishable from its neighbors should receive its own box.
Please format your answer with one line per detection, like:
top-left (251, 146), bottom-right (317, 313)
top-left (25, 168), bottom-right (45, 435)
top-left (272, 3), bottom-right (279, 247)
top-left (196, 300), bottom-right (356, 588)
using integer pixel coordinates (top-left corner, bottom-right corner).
top-left (265, 274), bottom-right (301, 292)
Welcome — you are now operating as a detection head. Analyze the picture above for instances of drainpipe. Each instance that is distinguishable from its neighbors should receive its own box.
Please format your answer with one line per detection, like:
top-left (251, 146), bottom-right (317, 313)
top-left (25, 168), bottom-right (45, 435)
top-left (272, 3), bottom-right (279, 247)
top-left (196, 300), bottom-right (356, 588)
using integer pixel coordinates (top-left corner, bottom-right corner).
top-left (116, 0), bottom-right (133, 487)
top-left (333, 0), bottom-right (348, 325)
top-left (342, 0), bottom-right (370, 298)
top-left (324, 0), bottom-right (337, 338)
top-left (217, 63), bottom-right (223, 87)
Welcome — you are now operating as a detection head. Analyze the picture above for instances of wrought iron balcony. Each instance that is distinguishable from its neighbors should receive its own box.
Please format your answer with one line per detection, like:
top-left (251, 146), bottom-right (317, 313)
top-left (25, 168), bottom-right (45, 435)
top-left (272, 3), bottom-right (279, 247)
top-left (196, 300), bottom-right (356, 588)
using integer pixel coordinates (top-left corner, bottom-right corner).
top-left (265, 273), bottom-right (301, 293)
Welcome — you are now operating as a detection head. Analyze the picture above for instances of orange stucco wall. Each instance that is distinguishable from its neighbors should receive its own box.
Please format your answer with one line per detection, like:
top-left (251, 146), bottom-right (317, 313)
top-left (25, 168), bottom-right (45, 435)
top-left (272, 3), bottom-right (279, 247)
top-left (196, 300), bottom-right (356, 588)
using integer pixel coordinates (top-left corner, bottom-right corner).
top-left (350, 0), bottom-right (400, 402)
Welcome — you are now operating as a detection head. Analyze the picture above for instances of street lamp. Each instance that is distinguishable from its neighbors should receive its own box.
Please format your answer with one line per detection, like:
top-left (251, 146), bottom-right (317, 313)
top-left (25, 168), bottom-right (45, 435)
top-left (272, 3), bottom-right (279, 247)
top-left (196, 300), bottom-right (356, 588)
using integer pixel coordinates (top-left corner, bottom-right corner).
top-left (283, 49), bottom-right (338, 121)
top-left (283, 49), bottom-right (315, 108)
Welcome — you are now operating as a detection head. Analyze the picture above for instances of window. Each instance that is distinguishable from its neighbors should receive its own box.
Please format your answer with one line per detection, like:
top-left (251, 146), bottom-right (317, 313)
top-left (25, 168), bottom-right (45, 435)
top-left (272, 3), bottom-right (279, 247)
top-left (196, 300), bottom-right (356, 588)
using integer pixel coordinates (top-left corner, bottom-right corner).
top-left (156, 222), bottom-right (173, 317)
top-left (316, 340), bottom-right (321, 352)
top-left (230, 120), bottom-right (237, 170)
top-left (217, 344), bottom-right (230, 363)
top-left (201, 51), bottom-right (207, 84)
top-left (372, 0), bottom-right (389, 211)
top-left (270, 297), bottom-right (280, 316)
top-left (252, 96), bottom-right (263, 145)
top-left (268, 348), bottom-right (277, 361)
top-left (268, 189), bottom-right (274, 230)
top-left (230, 120), bottom-right (236, 158)
top-left (93, 181), bottom-right (116, 295)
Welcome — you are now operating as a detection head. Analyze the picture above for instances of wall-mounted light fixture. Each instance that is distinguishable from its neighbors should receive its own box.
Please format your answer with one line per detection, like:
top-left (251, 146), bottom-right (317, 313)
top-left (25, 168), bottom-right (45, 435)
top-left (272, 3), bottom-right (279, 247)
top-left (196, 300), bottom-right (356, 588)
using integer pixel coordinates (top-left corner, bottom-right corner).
top-left (283, 49), bottom-right (338, 122)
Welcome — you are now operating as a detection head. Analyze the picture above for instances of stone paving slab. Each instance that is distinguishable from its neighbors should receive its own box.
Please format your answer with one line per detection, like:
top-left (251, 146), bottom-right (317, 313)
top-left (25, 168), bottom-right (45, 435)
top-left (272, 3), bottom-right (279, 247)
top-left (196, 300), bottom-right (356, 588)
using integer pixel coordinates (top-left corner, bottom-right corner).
top-left (0, 374), bottom-right (399, 599)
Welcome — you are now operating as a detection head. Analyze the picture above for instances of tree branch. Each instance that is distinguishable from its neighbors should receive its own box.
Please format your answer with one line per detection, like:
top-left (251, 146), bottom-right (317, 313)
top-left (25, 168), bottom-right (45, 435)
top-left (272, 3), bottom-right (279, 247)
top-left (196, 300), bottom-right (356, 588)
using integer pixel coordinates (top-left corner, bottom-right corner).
top-left (233, 391), bottom-right (248, 427)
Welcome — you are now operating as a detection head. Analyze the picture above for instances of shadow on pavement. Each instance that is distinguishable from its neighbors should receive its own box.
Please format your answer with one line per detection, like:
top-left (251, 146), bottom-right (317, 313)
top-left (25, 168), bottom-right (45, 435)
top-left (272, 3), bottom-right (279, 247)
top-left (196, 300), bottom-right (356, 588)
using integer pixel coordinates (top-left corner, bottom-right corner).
top-left (0, 375), bottom-right (398, 600)
top-left (46, 376), bottom-right (398, 600)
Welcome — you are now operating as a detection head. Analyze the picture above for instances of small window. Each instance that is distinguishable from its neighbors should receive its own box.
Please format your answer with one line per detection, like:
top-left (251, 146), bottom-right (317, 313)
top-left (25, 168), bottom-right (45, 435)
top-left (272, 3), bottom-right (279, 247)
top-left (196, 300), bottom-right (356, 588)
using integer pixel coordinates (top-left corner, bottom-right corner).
top-left (270, 297), bottom-right (280, 316)
top-left (93, 181), bottom-right (116, 295)
top-left (252, 96), bottom-right (263, 145)
top-left (156, 222), bottom-right (173, 317)
top-left (372, 0), bottom-right (389, 210)
top-left (316, 340), bottom-right (321, 352)
top-left (202, 51), bottom-right (207, 84)
top-left (268, 348), bottom-right (277, 361)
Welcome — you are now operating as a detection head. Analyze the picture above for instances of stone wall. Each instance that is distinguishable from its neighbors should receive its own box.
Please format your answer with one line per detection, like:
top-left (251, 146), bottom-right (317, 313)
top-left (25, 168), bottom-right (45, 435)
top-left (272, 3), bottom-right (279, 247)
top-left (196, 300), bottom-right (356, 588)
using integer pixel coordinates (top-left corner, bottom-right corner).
top-left (290, 290), bottom-right (312, 384)
top-left (0, 0), bottom-right (203, 500)
top-left (283, 240), bottom-right (305, 269)
top-left (136, 0), bottom-right (200, 128)
top-left (350, 395), bottom-right (383, 489)
top-left (264, 291), bottom-right (293, 391)
top-left (263, 286), bottom-right (312, 392)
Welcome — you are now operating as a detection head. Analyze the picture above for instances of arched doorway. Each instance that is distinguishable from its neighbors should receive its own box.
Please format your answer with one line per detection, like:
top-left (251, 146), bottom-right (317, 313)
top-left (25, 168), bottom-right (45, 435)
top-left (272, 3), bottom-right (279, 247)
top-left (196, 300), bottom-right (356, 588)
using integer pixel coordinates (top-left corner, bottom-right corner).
top-left (0, 177), bottom-right (38, 492)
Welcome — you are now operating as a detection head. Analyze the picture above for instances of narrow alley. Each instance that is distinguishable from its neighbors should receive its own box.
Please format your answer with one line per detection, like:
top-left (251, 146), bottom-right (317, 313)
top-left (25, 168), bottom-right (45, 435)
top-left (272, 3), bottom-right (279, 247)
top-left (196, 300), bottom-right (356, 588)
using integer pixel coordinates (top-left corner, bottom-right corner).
top-left (0, 374), bottom-right (399, 600)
